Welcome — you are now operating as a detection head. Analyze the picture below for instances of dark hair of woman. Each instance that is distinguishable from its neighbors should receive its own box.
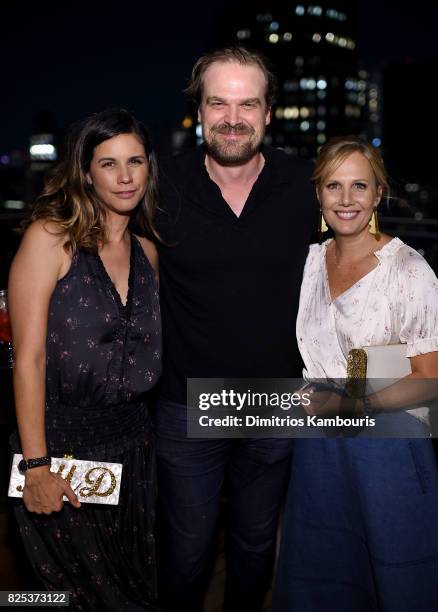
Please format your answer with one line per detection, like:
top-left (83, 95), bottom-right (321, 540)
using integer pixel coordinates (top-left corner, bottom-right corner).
top-left (24, 108), bottom-right (160, 253)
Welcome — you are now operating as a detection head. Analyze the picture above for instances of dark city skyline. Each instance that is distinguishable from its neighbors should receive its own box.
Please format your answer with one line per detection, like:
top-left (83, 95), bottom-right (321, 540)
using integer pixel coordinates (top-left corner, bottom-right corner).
top-left (1, 0), bottom-right (438, 153)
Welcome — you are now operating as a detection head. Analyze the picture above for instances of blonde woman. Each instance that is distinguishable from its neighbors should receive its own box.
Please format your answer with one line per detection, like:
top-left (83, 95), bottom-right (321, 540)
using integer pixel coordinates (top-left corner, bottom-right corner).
top-left (274, 136), bottom-right (438, 612)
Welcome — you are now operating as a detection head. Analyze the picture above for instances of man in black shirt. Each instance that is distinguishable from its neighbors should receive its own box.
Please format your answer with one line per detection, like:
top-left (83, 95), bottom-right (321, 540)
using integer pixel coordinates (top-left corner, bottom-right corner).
top-left (155, 46), bottom-right (318, 612)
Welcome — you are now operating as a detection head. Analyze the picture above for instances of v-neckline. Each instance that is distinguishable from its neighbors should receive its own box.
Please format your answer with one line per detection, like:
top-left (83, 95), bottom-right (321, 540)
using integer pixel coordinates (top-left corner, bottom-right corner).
top-left (201, 151), bottom-right (269, 221)
top-left (96, 235), bottom-right (135, 313)
top-left (323, 238), bottom-right (390, 304)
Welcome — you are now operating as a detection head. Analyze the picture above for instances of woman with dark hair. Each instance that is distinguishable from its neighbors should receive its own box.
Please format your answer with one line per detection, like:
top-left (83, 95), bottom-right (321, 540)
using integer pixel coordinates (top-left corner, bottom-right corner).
top-left (8, 108), bottom-right (161, 610)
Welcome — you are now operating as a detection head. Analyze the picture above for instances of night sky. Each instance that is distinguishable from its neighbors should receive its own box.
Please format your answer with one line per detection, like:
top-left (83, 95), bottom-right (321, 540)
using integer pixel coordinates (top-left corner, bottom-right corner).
top-left (2, 0), bottom-right (438, 153)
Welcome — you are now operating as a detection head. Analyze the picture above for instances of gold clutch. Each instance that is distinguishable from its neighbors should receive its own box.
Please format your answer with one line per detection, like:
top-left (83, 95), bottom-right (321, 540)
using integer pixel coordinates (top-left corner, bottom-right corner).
top-left (347, 344), bottom-right (411, 395)
top-left (346, 344), bottom-right (428, 422)
top-left (8, 454), bottom-right (123, 505)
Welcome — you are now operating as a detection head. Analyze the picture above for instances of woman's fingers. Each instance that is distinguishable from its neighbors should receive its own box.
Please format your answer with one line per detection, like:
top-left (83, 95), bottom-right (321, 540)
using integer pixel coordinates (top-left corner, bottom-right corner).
top-left (23, 471), bottom-right (81, 514)
top-left (60, 479), bottom-right (81, 508)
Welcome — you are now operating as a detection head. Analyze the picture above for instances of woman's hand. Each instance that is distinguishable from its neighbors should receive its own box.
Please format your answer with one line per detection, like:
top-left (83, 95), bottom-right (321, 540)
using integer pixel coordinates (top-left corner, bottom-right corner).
top-left (304, 385), bottom-right (358, 417)
top-left (22, 466), bottom-right (81, 514)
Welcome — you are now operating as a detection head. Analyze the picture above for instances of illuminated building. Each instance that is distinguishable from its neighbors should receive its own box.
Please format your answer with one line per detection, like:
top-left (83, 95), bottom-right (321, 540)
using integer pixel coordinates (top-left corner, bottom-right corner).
top-left (208, 1), bottom-right (382, 157)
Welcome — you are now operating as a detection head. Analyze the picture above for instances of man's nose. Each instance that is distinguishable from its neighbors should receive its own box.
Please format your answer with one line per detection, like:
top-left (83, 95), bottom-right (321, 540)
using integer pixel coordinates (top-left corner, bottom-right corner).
top-left (224, 105), bottom-right (241, 125)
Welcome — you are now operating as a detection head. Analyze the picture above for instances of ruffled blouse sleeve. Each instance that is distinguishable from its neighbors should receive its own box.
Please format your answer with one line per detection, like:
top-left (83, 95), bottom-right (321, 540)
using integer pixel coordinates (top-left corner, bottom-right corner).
top-left (397, 246), bottom-right (438, 357)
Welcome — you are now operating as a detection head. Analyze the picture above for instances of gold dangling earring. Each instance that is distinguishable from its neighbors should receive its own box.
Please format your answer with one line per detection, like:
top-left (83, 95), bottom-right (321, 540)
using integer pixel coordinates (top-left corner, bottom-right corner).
top-left (368, 207), bottom-right (381, 241)
top-left (318, 209), bottom-right (328, 241)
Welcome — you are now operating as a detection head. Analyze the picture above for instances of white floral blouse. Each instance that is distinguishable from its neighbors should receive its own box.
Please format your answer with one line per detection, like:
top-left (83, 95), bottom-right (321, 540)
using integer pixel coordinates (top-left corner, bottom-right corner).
top-left (297, 237), bottom-right (438, 381)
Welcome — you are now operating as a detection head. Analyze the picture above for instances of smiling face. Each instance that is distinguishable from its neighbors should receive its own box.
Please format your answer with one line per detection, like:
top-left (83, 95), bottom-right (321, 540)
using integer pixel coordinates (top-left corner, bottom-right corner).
top-left (318, 151), bottom-right (382, 239)
top-left (198, 61), bottom-right (271, 165)
top-left (86, 133), bottom-right (148, 216)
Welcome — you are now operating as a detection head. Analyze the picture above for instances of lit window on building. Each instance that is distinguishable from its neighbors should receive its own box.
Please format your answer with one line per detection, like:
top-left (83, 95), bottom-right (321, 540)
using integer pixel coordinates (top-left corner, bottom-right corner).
top-left (372, 138), bottom-right (382, 147)
top-left (269, 21), bottom-right (280, 31)
top-left (283, 32), bottom-right (293, 41)
top-left (308, 5), bottom-right (323, 16)
top-left (283, 80), bottom-right (299, 92)
top-left (307, 78), bottom-right (316, 90)
top-left (275, 107), bottom-right (284, 119)
top-left (256, 13), bottom-right (272, 22)
top-left (317, 133), bottom-right (327, 144)
top-left (326, 8), bottom-right (347, 21)
top-left (312, 32), bottom-right (322, 43)
top-left (182, 116), bottom-right (193, 129)
top-left (300, 121), bottom-right (310, 131)
top-left (325, 32), bottom-right (335, 42)
top-left (316, 78), bottom-right (327, 89)
top-left (284, 106), bottom-right (300, 120)
top-left (196, 124), bottom-right (203, 138)
top-left (316, 120), bottom-right (326, 130)
top-left (317, 90), bottom-right (327, 99)
top-left (237, 29), bottom-right (251, 40)
top-left (268, 33), bottom-right (279, 43)
top-left (300, 106), bottom-right (310, 118)
top-left (295, 5), bottom-right (305, 16)
top-left (29, 135), bottom-right (57, 161)
top-left (357, 93), bottom-right (366, 106)
top-left (345, 105), bottom-right (361, 118)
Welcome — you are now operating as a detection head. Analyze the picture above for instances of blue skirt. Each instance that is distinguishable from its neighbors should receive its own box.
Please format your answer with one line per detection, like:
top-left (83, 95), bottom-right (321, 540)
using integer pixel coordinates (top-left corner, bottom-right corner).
top-left (273, 414), bottom-right (438, 612)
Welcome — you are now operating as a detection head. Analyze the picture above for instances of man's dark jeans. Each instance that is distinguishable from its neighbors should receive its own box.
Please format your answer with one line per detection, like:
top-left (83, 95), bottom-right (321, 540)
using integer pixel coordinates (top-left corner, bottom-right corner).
top-left (154, 398), bottom-right (293, 612)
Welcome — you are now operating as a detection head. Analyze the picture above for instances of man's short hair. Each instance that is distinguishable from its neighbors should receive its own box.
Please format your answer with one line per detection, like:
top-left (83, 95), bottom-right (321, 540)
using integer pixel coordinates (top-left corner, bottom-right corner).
top-left (185, 45), bottom-right (278, 108)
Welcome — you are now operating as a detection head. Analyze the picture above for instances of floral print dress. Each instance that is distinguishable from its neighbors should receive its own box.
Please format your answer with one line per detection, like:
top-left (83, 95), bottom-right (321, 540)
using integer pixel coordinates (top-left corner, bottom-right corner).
top-left (12, 234), bottom-right (161, 611)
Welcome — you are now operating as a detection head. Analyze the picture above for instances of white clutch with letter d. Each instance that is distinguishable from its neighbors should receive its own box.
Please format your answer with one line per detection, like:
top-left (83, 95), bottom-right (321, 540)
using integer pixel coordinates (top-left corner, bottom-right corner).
top-left (8, 454), bottom-right (123, 505)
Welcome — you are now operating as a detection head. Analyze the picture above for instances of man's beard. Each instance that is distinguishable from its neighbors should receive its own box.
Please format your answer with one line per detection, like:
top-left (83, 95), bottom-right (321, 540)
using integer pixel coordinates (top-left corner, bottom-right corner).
top-left (204, 122), bottom-right (264, 166)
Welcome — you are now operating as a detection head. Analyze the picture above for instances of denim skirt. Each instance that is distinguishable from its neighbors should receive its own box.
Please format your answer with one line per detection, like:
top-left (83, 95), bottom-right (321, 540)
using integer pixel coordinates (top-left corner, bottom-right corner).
top-left (273, 413), bottom-right (438, 612)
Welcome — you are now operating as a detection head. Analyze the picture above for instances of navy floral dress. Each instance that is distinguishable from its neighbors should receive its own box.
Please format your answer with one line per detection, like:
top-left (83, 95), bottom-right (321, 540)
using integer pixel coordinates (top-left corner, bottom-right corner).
top-left (13, 235), bottom-right (161, 611)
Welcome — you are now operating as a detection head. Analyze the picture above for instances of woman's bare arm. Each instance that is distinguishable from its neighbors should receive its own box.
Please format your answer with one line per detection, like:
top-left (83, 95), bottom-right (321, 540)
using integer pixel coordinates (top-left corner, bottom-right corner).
top-left (8, 220), bottom-right (80, 513)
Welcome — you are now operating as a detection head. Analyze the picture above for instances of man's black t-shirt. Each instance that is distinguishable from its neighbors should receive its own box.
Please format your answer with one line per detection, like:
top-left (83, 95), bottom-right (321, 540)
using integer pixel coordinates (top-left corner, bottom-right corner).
top-left (156, 144), bottom-right (318, 404)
